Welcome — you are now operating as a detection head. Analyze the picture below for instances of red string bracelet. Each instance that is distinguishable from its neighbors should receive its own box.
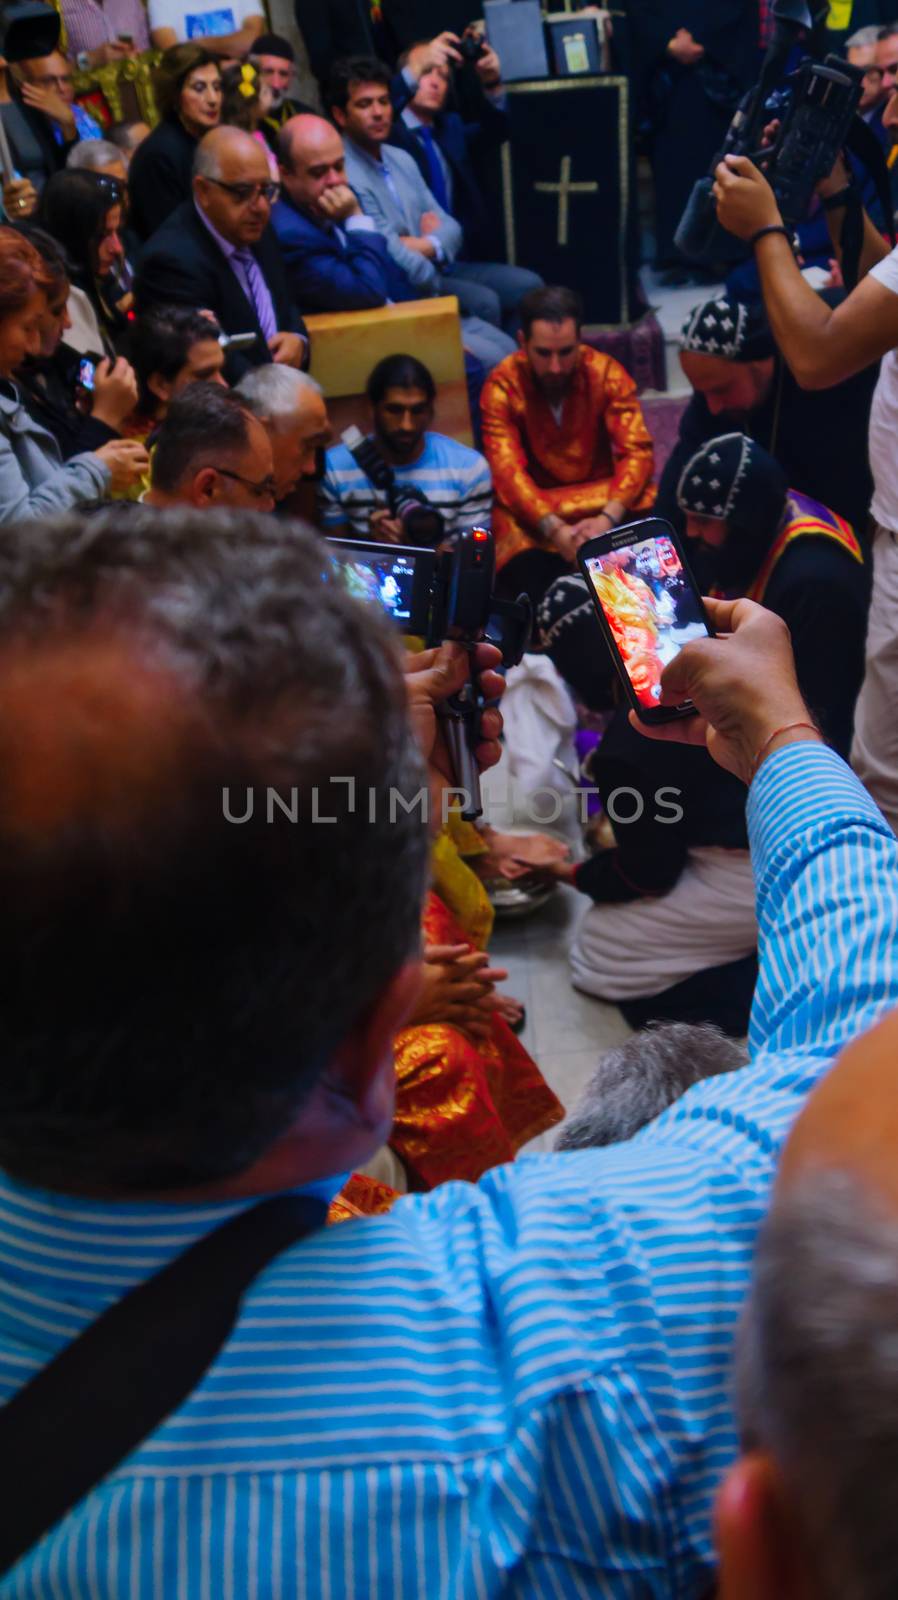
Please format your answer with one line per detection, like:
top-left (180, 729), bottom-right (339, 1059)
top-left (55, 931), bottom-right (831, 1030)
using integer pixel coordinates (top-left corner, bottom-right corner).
top-left (751, 722), bottom-right (821, 785)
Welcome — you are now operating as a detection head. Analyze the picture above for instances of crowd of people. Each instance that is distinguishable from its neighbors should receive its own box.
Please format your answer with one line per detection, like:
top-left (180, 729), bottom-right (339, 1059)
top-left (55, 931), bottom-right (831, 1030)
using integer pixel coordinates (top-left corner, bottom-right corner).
top-left (3, 2), bottom-right (898, 1595)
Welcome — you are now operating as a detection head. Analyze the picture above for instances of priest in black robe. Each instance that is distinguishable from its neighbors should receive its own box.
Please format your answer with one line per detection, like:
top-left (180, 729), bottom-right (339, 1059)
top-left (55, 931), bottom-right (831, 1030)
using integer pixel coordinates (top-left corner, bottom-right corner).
top-left (628, 0), bottom-right (759, 269)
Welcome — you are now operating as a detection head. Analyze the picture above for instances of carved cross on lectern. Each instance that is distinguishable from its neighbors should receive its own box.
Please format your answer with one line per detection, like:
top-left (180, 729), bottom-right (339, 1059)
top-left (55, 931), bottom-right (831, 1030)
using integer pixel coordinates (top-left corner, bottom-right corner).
top-left (533, 155), bottom-right (599, 247)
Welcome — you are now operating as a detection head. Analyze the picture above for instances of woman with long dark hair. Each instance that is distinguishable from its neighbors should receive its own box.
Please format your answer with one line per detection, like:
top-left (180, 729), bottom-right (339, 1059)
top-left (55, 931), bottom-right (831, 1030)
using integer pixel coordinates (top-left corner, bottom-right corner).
top-left (37, 170), bottom-right (131, 355)
top-left (127, 44), bottom-right (222, 240)
top-left (0, 227), bottom-right (147, 520)
top-left (15, 225), bottom-right (139, 458)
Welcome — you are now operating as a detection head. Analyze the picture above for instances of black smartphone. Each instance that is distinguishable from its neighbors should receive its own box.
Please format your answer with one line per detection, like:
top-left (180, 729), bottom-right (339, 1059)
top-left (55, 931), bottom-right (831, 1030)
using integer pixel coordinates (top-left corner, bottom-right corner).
top-left (328, 538), bottom-right (435, 633)
top-left (576, 517), bottom-right (713, 723)
top-left (77, 357), bottom-right (96, 392)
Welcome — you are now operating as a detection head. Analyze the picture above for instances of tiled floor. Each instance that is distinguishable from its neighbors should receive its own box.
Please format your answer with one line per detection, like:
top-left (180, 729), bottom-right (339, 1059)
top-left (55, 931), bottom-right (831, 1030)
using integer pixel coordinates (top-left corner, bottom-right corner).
top-left (490, 886), bottom-right (633, 1152)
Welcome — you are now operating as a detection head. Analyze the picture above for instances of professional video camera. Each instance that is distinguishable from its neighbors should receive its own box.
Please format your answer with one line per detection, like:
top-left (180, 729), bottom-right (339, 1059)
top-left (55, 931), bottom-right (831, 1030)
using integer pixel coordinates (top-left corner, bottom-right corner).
top-left (341, 425), bottom-right (445, 547)
top-left (330, 528), bottom-right (532, 819)
top-left (675, 0), bottom-right (883, 276)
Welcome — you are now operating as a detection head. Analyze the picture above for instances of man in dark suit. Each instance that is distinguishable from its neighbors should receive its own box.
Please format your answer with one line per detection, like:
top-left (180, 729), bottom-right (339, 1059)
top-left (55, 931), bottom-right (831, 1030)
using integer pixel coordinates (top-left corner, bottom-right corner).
top-left (135, 126), bottom-right (308, 383)
top-left (272, 113), bottom-right (419, 311)
top-left (388, 34), bottom-right (541, 330)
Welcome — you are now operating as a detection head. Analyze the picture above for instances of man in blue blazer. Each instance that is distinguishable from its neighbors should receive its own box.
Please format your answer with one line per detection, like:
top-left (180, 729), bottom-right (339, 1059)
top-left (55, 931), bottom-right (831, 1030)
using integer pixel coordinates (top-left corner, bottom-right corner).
top-left (388, 35), bottom-right (542, 333)
top-left (271, 114), bottom-right (419, 311)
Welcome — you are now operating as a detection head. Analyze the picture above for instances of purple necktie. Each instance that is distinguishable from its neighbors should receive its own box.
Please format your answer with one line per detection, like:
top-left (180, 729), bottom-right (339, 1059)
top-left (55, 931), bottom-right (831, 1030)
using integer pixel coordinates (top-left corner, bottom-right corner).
top-left (233, 248), bottom-right (277, 343)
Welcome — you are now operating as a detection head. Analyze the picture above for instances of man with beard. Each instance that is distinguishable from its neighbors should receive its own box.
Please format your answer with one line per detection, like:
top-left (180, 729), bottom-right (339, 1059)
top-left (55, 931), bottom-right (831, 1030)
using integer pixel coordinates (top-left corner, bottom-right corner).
top-left (481, 284), bottom-right (655, 606)
top-left (656, 296), bottom-right (879, 541)
top-left (535, 432), bottom-right (869, 1037)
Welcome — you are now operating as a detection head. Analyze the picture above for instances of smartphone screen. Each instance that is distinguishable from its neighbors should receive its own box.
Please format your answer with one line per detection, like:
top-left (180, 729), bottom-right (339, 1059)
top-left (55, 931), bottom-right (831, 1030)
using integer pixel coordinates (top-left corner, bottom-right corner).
top-left (77, 358), bottom-right (96, 392)
top-left (578, 519), bottom-right (711, 720)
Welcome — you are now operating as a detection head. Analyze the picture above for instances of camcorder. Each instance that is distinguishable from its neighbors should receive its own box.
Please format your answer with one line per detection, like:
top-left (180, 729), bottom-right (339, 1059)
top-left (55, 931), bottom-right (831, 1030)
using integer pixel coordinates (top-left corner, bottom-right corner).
top-left (329, 528), bottom-right (532, 820)
top-left (341, 425), bottom-right (446, 547)
top-left (675, 0), bottom-right (888, 278)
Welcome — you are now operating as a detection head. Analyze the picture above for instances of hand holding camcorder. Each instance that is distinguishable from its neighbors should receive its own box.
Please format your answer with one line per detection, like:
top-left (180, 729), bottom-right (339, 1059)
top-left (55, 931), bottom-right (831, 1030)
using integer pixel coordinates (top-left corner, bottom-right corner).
top-left (330, 528), bottom-right (531, 819)
top-left (674, 0), bottom-right (883, 276)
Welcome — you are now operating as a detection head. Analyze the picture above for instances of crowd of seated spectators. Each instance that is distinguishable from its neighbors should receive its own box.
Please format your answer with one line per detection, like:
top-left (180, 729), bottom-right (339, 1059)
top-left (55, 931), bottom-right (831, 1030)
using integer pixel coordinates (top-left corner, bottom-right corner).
top-left (5, 5), bottom-right (898, 1595)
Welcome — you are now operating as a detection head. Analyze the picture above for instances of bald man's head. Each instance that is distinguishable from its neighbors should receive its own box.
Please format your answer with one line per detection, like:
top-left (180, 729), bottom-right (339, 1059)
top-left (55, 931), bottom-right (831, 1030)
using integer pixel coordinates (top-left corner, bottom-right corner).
top-left (776, 1007), bottom-right (898, 1208)
top-left (714, 1008), bottom-right (898, 1600)
top-left (277, 113), bottom-right (352, 220)
top-left (194, 125), bottom-right (278, 246)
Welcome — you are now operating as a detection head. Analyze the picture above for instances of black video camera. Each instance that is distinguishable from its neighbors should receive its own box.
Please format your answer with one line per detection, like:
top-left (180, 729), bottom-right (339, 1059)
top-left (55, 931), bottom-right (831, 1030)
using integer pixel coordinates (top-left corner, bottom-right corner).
top-left (329, 529), bottom-right (532, 819)
top-left (675, 0), bottom-right (862, 268)
top-left (0, 0), bottom-right (59, 61)
top-left (457, 29), bottom-right (487, 65)
top-left (341, 425), bottom-right (445, 547)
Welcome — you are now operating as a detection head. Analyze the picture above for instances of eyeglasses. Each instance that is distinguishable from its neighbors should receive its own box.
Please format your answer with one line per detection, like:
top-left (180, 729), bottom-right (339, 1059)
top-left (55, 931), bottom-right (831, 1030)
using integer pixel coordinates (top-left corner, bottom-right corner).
top-left (214, 466), bottom-right (277, 500)
top-left (33, 72), bottom-right (72, 87)
top-left (205, 178), bottom-right (281, 206)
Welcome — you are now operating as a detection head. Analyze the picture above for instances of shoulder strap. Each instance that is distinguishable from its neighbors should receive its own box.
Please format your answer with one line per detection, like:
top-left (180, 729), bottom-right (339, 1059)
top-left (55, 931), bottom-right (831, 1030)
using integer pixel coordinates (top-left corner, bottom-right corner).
top-left (0, 1192), bottom-right (328, 1576)
top-left (843, 114), bottom-right (897, 290)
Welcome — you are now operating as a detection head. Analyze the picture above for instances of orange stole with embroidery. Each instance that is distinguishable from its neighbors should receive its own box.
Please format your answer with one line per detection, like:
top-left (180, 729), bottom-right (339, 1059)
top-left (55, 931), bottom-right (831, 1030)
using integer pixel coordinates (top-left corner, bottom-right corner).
top-left (746, 490), bottom-right (864, 602)
top-left (390, 892), bottom-right (564, 1188)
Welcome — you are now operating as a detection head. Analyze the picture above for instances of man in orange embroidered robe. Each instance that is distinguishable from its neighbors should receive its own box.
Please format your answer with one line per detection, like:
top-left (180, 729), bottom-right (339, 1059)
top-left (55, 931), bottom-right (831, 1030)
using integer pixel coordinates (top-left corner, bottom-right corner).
top-left (482, 284), bottom-right (656, 607)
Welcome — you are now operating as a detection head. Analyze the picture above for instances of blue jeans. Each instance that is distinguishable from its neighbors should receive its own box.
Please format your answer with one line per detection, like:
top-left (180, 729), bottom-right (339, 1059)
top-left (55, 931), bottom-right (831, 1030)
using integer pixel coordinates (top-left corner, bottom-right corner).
top-left (459, 314), bottom-right (516, 373)
top-left (441, 261), bottom-right (544, 334)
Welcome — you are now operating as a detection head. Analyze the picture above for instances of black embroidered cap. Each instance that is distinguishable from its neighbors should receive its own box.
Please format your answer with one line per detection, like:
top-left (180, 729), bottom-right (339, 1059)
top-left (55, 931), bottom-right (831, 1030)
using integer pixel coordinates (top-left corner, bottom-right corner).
top-left (680, 297), bottom-right (775, 363)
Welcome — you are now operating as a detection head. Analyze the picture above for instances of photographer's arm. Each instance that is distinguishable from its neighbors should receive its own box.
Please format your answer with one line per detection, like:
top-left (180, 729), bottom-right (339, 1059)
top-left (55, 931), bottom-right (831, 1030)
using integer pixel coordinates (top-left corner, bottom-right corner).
top-left (714, 155), bottom-right (898, 389)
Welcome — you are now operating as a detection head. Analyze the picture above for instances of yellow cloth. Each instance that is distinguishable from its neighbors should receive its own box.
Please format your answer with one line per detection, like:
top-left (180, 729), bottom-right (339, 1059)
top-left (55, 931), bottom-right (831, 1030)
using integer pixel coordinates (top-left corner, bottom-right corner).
top-left (431, 817), bottom-right (494, 949)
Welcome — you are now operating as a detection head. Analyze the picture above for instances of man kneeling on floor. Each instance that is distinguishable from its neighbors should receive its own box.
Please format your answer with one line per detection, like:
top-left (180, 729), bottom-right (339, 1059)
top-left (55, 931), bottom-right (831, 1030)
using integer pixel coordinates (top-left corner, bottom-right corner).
top-left (538, 430), bottom-right (869, 1036)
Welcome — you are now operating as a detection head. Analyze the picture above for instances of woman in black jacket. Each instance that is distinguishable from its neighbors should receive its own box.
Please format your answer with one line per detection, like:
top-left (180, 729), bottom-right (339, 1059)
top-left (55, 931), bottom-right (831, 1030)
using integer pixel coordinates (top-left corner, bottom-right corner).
top-left (15, 226), bottom-right (138, 458)
top-left (127, 44), bottom-right (222, 241)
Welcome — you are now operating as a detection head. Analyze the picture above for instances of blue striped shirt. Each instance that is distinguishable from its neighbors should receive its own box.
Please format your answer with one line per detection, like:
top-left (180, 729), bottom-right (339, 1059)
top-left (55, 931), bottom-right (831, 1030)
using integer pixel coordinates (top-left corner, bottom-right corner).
top-left (318, 433), bottom-right (494, 539)
top-left (2, 742), bottom-right (896, 1596)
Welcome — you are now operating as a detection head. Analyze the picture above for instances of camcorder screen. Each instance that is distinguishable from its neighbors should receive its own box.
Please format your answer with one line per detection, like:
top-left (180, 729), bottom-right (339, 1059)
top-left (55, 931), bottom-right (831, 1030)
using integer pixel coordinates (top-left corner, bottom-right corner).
top-left (582, 531), bottom-right (709, 710)
top-left (328, 539), bottom-right (436, 634)
top-left (340, 550), bottom-right (418, 623)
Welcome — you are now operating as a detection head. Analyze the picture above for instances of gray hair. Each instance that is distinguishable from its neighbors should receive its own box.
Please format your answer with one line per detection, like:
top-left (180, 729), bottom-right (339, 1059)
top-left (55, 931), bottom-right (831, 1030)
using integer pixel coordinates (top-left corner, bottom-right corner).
top-left (66, 140), bottom-right (124, 173)
top-left (847, 24), bottom-right (882, 49)
top-left (194, 139), bottom-right (222, 180)
top-left (738, 1169), bottom-right (898, 1600)
top-left (554, 1022), bottom-right (747, 1150)
top-left (236, 365), bottom-right (323, 425)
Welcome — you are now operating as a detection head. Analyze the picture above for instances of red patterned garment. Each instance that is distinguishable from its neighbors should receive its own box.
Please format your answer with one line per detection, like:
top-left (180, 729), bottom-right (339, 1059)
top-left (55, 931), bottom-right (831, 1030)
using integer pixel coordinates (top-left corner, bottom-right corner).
top-left (390, 892), bottom-right (564, 1188)
top-left (481, 346), bottom-right (656, 569)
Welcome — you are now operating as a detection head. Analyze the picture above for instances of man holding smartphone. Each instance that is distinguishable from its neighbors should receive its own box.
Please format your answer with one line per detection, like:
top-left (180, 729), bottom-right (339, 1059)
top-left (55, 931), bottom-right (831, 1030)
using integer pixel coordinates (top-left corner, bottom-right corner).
top-left (62, 0), bottom-right (149, 68)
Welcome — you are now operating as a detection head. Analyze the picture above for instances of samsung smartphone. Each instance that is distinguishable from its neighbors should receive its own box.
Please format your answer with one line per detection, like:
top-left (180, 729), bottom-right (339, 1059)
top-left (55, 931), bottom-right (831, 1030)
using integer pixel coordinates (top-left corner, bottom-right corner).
top-left (577, 517), bottom-right (713, 723)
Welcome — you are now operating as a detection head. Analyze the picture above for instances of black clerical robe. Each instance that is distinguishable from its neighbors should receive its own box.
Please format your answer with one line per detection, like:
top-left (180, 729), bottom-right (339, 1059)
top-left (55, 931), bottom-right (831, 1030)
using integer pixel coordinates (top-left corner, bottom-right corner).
top-left (628, 0), bottom-right (759, 264)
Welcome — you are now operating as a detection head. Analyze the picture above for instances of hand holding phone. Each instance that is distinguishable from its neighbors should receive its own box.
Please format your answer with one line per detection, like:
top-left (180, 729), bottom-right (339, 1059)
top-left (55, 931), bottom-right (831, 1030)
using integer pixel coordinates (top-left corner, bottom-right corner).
top-left (626, 595), bottom-right (817, 787)
top-left (577, 517), bottom-right (714, 724)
